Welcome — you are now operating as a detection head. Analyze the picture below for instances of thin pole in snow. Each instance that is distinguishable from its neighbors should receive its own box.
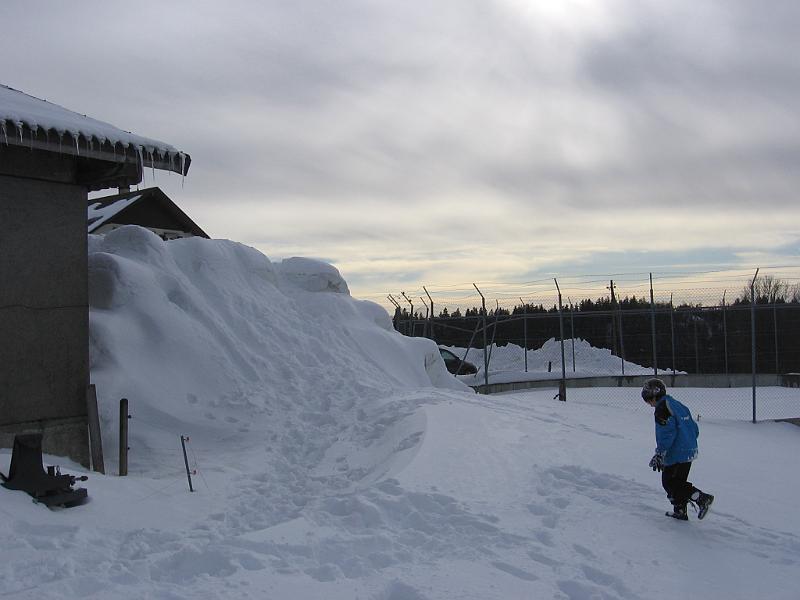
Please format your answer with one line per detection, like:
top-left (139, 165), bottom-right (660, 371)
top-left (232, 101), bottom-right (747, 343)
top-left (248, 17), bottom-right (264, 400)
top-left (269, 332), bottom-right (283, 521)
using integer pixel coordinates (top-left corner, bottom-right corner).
top-left (180, 435), bottom-right (194, 492)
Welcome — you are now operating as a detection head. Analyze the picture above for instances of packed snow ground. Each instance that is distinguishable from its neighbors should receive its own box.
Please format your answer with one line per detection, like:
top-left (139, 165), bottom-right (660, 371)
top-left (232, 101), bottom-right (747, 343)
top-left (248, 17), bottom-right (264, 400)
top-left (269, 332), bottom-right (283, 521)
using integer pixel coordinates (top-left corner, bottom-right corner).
top-left (2, 227), bottom-right (799, 599)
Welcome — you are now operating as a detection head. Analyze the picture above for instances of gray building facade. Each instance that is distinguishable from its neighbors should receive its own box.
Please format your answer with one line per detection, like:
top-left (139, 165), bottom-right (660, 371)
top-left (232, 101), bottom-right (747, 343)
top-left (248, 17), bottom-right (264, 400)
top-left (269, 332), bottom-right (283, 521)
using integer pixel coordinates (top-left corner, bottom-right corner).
top-left (0, 85), bottom-right (190, 467)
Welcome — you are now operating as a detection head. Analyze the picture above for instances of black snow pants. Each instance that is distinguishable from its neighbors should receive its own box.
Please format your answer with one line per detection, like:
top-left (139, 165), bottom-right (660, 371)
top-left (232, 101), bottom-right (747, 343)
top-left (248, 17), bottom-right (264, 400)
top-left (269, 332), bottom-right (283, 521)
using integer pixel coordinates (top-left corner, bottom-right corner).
top-left (662, 461), bottom-right (698, 507)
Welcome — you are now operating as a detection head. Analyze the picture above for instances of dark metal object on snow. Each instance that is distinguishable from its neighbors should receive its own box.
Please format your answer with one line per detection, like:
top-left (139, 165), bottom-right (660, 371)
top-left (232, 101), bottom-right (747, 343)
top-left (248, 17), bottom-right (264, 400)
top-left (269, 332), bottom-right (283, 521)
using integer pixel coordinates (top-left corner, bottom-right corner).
top-left (0, 433), bottom-right (88, 507)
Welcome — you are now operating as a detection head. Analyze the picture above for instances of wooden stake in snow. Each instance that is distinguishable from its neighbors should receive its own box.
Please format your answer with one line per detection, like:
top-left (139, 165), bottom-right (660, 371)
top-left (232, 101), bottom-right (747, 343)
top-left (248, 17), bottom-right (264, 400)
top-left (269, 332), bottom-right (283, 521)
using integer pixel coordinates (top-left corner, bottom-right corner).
top-left (119, 398), bottom-right (129, 476)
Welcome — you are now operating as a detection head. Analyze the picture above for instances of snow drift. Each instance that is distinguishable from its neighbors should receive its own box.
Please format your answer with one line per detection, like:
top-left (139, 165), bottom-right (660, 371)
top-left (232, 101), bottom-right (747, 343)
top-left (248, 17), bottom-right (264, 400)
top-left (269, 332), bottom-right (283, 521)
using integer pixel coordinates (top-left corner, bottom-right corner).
top-left (88, 226), bottom-right (467, 471)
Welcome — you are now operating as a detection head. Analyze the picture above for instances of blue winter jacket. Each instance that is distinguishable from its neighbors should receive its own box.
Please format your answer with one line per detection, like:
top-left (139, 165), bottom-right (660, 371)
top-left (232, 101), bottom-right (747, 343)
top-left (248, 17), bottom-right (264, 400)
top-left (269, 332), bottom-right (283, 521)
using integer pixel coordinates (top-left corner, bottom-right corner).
top-left (653, 395), bottom-right (699, 465)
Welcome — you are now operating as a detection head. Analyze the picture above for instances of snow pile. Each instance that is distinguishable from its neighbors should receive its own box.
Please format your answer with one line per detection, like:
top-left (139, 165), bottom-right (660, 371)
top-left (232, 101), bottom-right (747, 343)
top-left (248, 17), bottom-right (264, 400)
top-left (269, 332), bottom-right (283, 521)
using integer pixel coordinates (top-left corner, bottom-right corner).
top-left (0, 226), bottom-right (798, 599)
top-left (445, 338), bottom-right (677, 385)
top-left (89, 226), bottom-right (466, 451)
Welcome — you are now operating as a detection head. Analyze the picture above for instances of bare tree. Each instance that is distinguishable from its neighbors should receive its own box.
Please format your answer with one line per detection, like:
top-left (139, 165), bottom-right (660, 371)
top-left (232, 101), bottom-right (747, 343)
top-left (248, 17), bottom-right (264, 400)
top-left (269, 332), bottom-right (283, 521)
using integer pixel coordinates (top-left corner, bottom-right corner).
top-left (791, 283), bottom-right (800, 303)
top-left (740, 275), bottom-right (790, 303)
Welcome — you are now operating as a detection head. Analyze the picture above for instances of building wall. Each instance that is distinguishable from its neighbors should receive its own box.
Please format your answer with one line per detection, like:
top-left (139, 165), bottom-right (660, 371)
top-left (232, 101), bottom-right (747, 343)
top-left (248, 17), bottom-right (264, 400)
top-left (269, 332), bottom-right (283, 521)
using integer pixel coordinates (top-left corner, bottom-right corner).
top-left (0, 169), bottom-right (90, 466)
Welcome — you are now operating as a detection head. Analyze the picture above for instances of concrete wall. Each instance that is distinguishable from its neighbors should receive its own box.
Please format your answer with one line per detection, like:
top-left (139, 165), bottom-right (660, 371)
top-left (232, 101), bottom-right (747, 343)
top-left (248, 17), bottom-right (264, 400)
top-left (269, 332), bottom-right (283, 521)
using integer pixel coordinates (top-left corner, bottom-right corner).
top-left (473, 373), bottom-right (787, 395)
top-left (0, 162), bottom-right (90, 466)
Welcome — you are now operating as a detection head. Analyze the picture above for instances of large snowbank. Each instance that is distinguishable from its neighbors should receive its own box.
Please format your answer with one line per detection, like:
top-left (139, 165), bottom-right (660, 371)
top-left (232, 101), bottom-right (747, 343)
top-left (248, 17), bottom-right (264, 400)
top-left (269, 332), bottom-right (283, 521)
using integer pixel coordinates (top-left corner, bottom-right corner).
top-left (1, 227), bottom-right (798, 599)
top-left (88, 226), bottom-right (466, 460)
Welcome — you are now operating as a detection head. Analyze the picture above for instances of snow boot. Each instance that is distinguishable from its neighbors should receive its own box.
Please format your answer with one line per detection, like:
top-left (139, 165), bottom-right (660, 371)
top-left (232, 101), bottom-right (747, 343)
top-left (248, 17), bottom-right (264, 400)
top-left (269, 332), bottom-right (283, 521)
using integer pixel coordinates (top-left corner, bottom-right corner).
top-left (691, 491), bottom-right (714, 520)
top-left (665, 504), bottom-right (688, 521)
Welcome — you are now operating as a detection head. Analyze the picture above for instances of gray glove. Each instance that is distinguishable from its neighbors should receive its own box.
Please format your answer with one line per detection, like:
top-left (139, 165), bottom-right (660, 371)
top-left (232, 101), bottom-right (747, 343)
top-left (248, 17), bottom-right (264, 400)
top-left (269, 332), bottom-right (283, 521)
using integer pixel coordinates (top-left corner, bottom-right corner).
top-left (649, 453), bottom-right (664, 472)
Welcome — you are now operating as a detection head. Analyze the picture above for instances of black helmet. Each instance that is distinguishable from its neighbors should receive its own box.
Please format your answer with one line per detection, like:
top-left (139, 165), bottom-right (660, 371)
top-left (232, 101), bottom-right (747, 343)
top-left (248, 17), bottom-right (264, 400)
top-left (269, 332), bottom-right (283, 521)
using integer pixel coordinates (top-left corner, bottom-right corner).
top-left (641, 378), bottom-right (666, 401)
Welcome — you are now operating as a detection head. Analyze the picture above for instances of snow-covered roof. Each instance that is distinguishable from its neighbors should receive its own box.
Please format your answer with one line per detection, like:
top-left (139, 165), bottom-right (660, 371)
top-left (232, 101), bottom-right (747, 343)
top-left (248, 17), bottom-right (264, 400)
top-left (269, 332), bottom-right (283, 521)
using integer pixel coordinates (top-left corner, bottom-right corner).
top-left (87, 194), bottom-right (142, 233)
top-left (0, 84), bottom-right (190, 177)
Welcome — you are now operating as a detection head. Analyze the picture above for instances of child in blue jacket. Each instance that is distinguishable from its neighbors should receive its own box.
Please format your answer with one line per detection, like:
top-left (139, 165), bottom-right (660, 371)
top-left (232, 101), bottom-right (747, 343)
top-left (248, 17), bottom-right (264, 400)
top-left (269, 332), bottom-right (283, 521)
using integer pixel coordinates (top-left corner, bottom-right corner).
top-left (642, 378), bottom-right (714, 520)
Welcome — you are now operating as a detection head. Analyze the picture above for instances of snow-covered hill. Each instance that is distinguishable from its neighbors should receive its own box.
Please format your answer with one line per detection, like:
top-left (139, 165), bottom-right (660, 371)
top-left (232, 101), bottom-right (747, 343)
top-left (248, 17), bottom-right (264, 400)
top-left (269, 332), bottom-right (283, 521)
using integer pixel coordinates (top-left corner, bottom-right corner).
top-left (1, 227), bottom-right (798, 599)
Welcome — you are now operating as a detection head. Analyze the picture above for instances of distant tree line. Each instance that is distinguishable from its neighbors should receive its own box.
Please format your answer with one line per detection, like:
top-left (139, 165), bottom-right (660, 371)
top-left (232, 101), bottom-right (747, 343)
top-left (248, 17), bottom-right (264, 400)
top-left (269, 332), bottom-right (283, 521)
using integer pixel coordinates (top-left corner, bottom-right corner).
top-left (393, 276), bottom-right (800, 374)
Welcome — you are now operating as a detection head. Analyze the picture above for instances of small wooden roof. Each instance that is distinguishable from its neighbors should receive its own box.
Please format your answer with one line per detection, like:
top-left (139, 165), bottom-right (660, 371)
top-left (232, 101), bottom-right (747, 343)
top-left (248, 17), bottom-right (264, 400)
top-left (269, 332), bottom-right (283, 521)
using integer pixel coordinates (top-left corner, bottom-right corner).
top-left (88, 187), bottom-right (209, 238)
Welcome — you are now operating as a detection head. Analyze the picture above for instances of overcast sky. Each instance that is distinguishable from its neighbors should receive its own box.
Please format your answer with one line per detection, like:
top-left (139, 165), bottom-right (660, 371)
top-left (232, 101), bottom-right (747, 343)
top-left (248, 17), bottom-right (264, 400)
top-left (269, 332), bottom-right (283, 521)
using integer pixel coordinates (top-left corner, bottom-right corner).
top-left (3, 0), bottom-right (799, 306)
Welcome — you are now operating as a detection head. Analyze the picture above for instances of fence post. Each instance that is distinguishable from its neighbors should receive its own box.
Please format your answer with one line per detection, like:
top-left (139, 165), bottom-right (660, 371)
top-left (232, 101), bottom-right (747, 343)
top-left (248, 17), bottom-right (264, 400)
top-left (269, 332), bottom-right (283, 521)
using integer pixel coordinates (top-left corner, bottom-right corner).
top-left (649, 274), bottom-right (658, 376)
top-left (670, 294), bottom-right (676, 376)
top-left (751, 269), bottom-right (759, 423)
top-left (119, 398), bottom-right (129, 476)
top-left (401, 292), bottom-right (414, 337)
top-left (474, 284), bottom-right (489, 388)
top-left (722, 291), bottom-right (729, 376)
top-left (609, 280), bottom-right (619, 357)
top-left (610, 281), bottom-right (626, 375)
top-left (86, 384), bottom-right (105, 474)
top-left (520, 297), bottom-right (528, 372)
top-left (424, 286), bottom-right (434, 341)
top-left (773, 301), bottom-right (779, 375)
top-left (487, 300), bottom-right (500, 367)
top-left (568, 297), bottom-right (576, 372)
top-left (387, 295), bottom-right (401, 331)
top-left (419, 296), bottom-right (429, 338)
top-left (693, 315), bottom-right (699, 374)
top-left (554, 278), bottom-right (566, 402)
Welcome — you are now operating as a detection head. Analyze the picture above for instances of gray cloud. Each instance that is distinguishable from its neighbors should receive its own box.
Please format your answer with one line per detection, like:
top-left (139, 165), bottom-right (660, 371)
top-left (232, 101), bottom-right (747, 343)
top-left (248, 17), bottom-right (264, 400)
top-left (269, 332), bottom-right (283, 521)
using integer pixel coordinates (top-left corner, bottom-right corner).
top-left (4, 0), bottom-right (800, 300)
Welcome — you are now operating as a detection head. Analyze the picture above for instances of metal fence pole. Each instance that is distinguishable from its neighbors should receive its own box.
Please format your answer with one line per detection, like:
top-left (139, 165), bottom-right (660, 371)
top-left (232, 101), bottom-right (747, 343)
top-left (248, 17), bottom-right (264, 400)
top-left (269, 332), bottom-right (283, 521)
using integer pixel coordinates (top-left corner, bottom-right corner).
top-left (610, 281), bottom-right (626, 375)
top-left (670, 294), bottom-right (676, 376)
top-left (474, 283), bottom-right (489, 388)
top-left (401, 292), bottom-right (414, 337)
top-left (487, 300), bottom-right (500, 367)
top-left (750, 280), bottom-right (756, 422)
top-left (424, 286), bottom-right (434, 341)
top-left (649, 273), bottom-right (657, 376)
top-left (419, 297), bottom-right (429, 338)
top-left (568, 297), bottom-right (576, 372)
top-left (387, 295), bottom-right (401, 331)
top-left (609, 280), bottom-right (619, 357)
top-left (722, 291), bottom-right (729, 376)
top-left (520, 297), bottom-right (528, 372)
top-left (774, 302), bottom-right (779, 375)
top-left (554, 278), bottom-right (566, 402)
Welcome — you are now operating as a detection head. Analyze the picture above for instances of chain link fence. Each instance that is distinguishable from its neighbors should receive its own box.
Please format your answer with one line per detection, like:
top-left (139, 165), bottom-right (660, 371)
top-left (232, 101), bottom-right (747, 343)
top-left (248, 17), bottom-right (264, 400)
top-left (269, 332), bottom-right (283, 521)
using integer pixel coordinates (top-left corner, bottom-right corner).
top-left (380, 268), bottom-right (800, 421)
